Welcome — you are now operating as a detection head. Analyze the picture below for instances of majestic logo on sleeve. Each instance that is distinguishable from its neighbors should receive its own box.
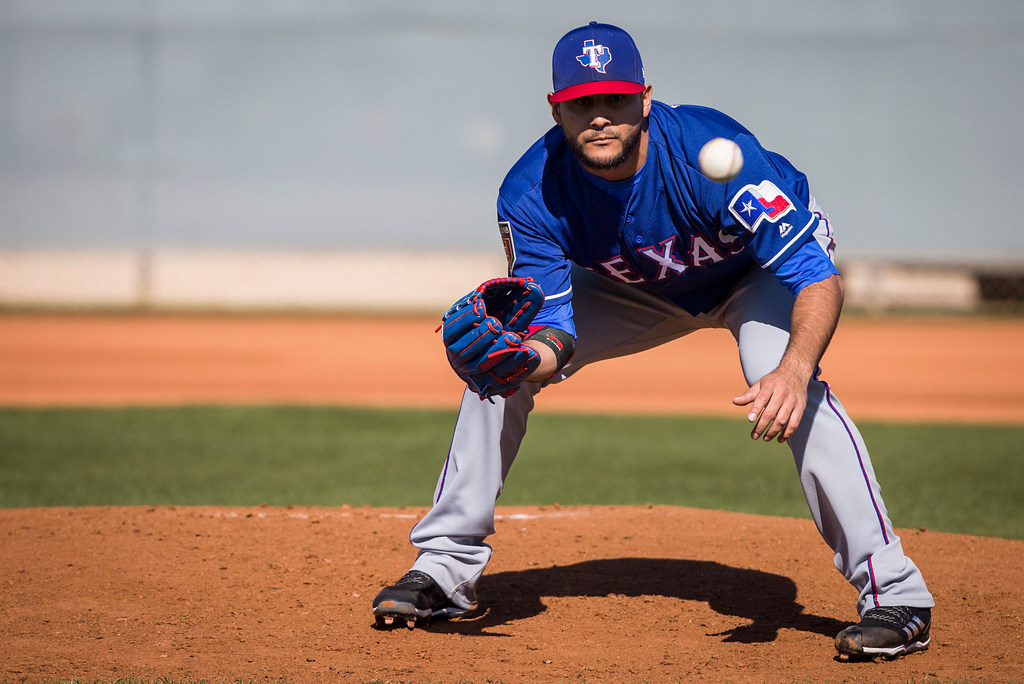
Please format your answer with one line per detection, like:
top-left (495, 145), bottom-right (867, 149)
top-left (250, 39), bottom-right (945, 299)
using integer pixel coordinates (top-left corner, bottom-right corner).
top-left (577, 39), bottom-right (612, 73)
top-left (728, 180), bottom-right (795, 233)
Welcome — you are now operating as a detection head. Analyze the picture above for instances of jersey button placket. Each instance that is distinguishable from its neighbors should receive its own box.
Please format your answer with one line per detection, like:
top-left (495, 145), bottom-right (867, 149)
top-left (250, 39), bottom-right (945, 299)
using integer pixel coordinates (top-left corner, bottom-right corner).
top-left (623, 201), bottom-right (644, 262)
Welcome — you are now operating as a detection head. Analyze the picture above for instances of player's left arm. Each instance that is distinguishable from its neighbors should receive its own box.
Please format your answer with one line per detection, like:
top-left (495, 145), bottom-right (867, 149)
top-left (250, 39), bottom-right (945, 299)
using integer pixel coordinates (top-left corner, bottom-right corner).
top-left (522, 325), bottom-right (576, 380)
top-left (732, 272), bottom-right (844, 443)
top-left (523, 339), bottom-right (559, 380)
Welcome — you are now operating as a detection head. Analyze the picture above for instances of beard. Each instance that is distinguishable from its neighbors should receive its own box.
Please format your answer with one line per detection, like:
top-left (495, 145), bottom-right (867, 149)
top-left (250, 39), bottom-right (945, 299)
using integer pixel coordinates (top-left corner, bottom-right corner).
top-left (567, 123), bottom-right (644, 172)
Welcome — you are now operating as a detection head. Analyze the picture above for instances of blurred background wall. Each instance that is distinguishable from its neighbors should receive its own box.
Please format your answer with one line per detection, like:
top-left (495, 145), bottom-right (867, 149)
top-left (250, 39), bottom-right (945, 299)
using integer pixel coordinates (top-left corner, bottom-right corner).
top-left (1, 0), bottom-right (1022, 311)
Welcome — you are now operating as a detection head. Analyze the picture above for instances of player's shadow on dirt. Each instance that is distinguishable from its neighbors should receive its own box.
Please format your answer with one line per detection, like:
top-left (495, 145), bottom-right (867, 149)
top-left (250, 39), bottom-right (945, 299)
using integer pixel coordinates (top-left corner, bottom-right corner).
top-left (433, 557), bottom-right (846, 642)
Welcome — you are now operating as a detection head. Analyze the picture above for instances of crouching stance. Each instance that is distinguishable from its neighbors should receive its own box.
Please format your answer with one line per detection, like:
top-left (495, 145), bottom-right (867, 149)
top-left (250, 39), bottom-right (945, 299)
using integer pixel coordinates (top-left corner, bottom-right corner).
top-left (373, 21), bottom-right (934, 661)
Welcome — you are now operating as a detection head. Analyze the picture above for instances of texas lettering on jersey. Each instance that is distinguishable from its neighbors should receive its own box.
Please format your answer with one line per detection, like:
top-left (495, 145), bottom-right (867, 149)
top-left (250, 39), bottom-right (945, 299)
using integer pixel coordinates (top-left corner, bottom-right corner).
top-left (595, 233), bottom-right (729, 284)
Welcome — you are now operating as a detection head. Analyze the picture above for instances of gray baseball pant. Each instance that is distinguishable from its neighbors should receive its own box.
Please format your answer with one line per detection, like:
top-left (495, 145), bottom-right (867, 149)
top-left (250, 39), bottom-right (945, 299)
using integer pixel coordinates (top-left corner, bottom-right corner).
top-left (409, 263), bottom-right (934, 618)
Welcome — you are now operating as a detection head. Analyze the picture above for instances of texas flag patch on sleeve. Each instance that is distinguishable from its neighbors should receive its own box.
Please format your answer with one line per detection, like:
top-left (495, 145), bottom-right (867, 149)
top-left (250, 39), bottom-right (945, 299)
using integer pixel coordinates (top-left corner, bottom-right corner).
top-left (728, 180), bottom-right (795, 233)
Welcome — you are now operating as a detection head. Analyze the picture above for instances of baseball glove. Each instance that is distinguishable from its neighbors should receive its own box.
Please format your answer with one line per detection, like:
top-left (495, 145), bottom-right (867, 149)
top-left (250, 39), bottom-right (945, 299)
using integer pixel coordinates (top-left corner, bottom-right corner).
top-left (441, 277), bottom-right (545, 399)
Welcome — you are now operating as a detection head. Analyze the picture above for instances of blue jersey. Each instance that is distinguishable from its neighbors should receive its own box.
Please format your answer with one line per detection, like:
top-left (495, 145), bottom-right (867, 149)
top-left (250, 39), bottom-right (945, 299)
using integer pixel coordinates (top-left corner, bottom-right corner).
top-left (496, 101), bottom-right (838, 336)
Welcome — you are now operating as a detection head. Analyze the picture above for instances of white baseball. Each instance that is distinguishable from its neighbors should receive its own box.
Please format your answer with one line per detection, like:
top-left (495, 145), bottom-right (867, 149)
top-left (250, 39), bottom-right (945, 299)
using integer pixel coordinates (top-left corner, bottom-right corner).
top-left (698, 137), bottom-right (743, 183)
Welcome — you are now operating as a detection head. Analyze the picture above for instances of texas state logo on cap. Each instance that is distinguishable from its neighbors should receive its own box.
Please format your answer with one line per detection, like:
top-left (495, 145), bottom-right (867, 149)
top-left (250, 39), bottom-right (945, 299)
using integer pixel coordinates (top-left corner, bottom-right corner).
top-left (550, 21), bottom-right (646, 102)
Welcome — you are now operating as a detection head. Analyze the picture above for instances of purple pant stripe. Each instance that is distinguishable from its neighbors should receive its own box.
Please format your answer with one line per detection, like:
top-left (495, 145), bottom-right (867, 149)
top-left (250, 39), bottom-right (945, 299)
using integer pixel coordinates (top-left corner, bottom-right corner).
top-left (867, 556), bottom-right (881, 608)
top-left (822, 380), bottom-right (890, 546)
top-left (822, 380), bottom-right (887, 607)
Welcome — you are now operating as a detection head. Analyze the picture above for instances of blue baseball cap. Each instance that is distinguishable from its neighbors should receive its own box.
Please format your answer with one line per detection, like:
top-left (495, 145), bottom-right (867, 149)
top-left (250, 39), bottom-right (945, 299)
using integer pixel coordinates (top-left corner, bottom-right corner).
top-left (550, 21), bottom-right (646, 102)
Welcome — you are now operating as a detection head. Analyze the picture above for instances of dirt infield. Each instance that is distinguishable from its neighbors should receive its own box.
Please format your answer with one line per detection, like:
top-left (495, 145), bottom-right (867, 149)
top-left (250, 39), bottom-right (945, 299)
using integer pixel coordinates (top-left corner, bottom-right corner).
top-left (3, 314), bottom-right (1024, 423)
top-left (1, 314), bottom-right (1023, 682)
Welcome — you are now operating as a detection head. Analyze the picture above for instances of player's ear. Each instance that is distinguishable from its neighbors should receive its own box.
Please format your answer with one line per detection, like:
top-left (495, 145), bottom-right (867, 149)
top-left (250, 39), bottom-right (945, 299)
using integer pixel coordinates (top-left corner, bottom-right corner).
top-left (547, 93), bottom-right (563, 126)
top-left (642, 85), bottom-right (653, 117)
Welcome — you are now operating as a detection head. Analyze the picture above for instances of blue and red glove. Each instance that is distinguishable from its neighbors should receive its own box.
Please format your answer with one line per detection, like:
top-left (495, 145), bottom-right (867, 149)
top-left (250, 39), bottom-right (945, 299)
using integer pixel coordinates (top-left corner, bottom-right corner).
top-left (440, 277), bottom-right (545, 399)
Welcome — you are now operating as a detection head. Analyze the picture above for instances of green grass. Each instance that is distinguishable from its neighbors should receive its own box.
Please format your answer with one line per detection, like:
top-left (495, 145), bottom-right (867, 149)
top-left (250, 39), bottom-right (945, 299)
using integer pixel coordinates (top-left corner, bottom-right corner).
top-left (0, 406), bottom-right (451, 508)
top-left (0, 406), bottom-right (1021, 539)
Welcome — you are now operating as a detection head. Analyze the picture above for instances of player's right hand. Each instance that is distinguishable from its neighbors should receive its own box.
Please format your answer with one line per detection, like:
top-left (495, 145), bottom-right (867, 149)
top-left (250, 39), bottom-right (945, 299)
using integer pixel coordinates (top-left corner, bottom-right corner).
top-left (733, 365), bottom-right (810, 443)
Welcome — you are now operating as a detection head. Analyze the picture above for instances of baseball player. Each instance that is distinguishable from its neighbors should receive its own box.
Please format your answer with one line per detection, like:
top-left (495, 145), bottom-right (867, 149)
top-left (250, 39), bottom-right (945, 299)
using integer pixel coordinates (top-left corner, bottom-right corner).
top-left (373, 21), bottom-right (934, 661)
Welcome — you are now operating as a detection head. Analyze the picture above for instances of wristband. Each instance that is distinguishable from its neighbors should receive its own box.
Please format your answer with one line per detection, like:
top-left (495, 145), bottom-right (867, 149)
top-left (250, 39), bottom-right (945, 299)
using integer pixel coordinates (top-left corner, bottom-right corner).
top-left (526, 326), bottom-right (576, 372)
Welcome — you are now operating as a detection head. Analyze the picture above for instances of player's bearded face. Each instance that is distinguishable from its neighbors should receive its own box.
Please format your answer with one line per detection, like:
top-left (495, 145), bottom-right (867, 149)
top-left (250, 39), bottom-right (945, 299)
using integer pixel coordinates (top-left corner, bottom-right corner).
top-left (568, 121), bottom-right (644, 171)
top-left (552, 90), bottom-right (650, 178)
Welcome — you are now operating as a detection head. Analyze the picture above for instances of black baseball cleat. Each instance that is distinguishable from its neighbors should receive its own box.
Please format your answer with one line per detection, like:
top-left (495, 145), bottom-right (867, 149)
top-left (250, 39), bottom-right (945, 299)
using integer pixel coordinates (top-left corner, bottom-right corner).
top-left (835, 605), bottom-right (931, 661)
top-left (372, 570), bottom-right (469, 629)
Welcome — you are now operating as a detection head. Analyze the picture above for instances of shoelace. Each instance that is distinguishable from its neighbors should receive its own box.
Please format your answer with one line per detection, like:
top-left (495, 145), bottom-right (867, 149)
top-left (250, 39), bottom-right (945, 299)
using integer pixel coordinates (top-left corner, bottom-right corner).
top-left (394, 570), bottom-right (433, 589)
top-left (863, 605), bottom-right (914, 626)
